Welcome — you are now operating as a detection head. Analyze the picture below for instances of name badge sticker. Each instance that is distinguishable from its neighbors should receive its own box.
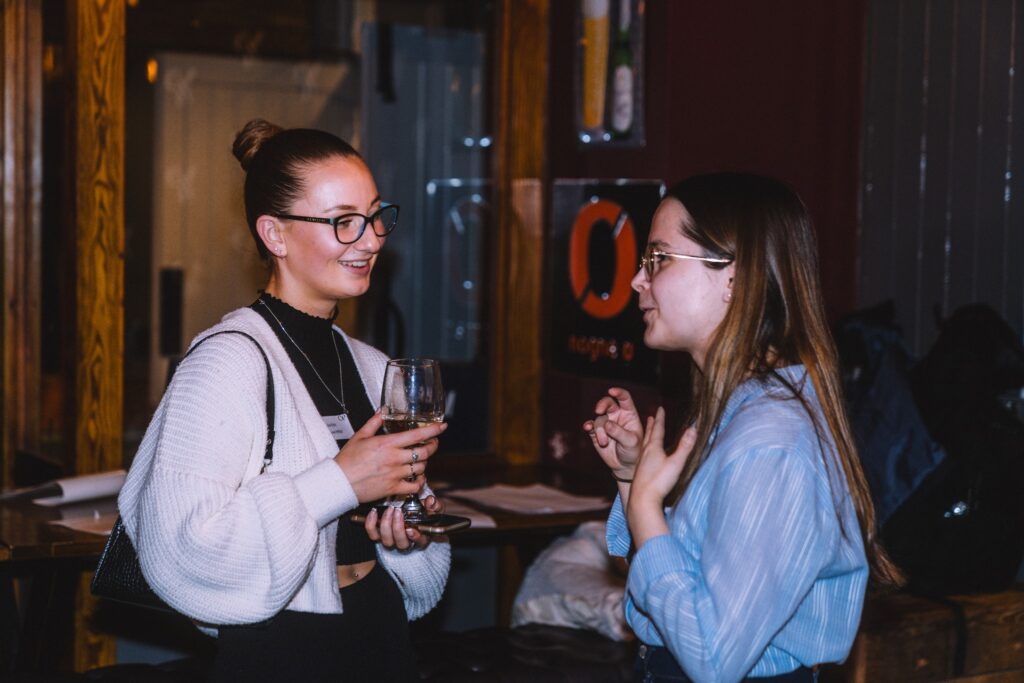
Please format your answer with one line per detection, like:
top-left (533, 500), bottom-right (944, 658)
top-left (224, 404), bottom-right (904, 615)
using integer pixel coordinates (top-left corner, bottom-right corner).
top-left (324, 413), bottom-right (355, 440)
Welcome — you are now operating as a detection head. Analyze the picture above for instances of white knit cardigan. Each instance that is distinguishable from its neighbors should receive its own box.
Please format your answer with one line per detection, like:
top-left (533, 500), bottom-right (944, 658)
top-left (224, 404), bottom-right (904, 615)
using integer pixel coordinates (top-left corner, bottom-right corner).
top-left (118, 308), bottom-right (450, 631)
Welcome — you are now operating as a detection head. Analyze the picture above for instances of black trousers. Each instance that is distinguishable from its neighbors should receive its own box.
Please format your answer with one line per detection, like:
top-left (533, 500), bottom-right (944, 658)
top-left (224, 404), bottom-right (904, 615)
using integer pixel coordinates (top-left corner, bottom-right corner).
top-left (634, 645), bottom-right (816, 683)
top-left (212, 563), bottom-right (415, 683)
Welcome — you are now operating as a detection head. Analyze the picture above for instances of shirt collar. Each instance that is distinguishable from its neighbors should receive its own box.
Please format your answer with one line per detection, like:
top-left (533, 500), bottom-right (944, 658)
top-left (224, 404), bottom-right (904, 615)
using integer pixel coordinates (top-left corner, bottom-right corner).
top-left (710, 364), bottom-right (810, 445)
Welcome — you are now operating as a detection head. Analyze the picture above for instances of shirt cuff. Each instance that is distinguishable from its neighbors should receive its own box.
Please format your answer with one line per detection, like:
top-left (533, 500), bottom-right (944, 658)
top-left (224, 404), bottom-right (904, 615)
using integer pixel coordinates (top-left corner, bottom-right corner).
top-left (606, 495), bottom-right (633, 557)
top-left (293, 458), bottom-right (359, 527)
top-left (628, 532), bottom-right (695, 610)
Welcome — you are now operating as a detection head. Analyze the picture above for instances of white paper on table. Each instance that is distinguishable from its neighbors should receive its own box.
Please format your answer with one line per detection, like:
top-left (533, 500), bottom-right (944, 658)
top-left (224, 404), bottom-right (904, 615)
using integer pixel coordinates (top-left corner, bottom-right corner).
top-left (438, 496), bottom-right (497, 529)
top-left (447, 483), bottom-right (610, 515)
top-left (51, 497), bottom-right (119, 519)
top-left (34, 470), bottom-right (126, 507)
top-left (49, 512), bottom-right (119, 536)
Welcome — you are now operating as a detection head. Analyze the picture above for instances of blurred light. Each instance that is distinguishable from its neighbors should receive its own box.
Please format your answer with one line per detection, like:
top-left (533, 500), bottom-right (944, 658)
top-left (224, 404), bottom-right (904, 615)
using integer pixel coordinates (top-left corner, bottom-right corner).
top-left (146, 58), bottom-right (159, 84)
top-left (42, 45), bottom-right (57, 78)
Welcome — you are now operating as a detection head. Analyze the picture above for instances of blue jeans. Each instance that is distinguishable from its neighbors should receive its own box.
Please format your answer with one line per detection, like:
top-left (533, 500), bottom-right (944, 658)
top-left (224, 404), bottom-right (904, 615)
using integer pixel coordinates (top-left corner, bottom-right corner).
top-left (633, 645), bottom-right (818, 683)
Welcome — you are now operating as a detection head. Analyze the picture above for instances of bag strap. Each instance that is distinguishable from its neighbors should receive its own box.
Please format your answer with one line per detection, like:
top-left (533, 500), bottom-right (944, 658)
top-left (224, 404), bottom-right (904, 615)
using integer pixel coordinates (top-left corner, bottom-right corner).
top-left (181, 330), bottom-right (276, 473)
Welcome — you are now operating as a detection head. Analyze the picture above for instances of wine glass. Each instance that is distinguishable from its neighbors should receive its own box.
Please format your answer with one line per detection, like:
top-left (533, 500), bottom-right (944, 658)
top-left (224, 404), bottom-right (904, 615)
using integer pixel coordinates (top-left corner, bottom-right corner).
top-left (380, 358), bottom-right (445, 523)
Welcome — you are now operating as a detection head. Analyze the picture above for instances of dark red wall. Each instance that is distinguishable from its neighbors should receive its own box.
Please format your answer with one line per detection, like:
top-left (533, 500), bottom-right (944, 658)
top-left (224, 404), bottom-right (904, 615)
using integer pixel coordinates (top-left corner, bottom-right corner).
top-left (548, 0), bottom-right (867, 317)
top-left (542, 1), bottom-right (868, 470)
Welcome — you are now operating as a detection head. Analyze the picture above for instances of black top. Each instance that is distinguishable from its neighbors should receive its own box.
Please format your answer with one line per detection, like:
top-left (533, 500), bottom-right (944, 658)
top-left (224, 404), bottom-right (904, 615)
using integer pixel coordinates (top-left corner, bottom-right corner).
top-left (251, 292), bottom-right (377, 564)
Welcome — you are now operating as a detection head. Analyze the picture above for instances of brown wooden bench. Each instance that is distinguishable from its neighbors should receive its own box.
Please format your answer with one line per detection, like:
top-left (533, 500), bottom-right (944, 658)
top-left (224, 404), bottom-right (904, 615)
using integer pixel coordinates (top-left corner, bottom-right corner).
top-left (822, 586), bottom-right (1024, 682)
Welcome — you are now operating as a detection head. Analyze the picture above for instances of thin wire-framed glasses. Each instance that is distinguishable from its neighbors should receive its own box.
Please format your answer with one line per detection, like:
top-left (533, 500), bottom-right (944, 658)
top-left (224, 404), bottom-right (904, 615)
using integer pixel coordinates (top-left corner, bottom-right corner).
top-left (639, 243), bottom-right (733, 279)
top-left (272, 203), bottom-right (400, 244)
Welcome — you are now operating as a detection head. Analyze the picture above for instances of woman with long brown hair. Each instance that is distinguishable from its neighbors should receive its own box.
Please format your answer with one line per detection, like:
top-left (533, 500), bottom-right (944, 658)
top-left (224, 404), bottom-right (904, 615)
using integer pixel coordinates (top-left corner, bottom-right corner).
top-left (584, 173), bottom-right (901, 683)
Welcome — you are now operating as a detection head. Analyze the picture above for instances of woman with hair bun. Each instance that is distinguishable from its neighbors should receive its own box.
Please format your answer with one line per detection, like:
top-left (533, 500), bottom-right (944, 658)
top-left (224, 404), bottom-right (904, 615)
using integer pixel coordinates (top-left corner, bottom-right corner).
top-left (118, 119), bottom-right (449, 682)
top-left (584, 173), bottom-right (902, 683)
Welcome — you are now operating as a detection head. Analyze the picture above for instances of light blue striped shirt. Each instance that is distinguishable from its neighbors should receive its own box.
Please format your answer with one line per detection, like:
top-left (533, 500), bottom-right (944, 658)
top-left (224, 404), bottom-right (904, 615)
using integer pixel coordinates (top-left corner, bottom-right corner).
top-left (607, 365), bottom-right (868, 683)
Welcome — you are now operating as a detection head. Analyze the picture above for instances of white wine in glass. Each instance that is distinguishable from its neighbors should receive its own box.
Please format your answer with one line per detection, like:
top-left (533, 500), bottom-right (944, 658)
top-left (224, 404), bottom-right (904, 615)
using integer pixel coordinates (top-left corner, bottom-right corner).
top-left (381, 414), bottom-right (445, 434)
top-left (380, 358), bottom-right (444, 523)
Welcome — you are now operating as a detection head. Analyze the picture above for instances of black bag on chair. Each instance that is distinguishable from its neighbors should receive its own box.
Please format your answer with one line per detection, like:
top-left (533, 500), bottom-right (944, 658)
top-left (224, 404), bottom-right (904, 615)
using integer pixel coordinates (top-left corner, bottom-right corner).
top-left (91, 330), bottom-right (276, 610)
top-left (884, 305), bottom-right (1024, 594)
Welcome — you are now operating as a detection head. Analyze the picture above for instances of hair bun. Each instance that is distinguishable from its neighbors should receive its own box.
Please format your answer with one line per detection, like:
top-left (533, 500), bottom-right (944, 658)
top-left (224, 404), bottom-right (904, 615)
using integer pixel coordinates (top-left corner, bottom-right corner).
top-left (232, 119), bottom-right (284, 171)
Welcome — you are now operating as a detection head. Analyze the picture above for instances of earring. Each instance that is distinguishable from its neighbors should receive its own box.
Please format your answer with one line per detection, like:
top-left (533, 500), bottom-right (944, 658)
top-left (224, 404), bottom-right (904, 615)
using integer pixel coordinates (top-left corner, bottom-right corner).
top-left (724, 292), bottom-right (733, 303)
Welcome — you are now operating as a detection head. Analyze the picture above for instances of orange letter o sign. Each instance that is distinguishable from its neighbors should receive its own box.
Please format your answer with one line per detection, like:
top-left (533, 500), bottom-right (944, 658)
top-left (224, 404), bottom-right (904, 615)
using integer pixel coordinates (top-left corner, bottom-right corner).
top-left (569, 199), bottom-right (637, 319)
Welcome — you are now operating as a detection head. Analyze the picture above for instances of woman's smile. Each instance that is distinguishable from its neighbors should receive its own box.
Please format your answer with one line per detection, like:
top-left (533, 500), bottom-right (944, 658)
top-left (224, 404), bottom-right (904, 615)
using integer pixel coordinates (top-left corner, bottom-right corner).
top-left (338, 256), bottom-right (373, 275)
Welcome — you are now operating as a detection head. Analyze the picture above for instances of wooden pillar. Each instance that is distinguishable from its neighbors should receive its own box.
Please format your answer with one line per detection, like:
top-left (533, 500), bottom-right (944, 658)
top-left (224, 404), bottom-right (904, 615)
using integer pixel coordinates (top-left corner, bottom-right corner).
top-left (1, 0), bottom-right (43, 491)
top-left (492, 0), bottom-right (548, 465)
top-left (69, 0), bottom-right (124, 480)
top-left (68, 0), bottom-right (124, 670)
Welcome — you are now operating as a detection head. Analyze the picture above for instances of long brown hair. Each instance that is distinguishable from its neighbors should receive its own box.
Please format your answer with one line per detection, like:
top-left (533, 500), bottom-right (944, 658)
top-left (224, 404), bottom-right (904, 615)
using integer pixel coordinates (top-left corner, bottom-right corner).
top-left (665, 172), bottom-right (903, 590)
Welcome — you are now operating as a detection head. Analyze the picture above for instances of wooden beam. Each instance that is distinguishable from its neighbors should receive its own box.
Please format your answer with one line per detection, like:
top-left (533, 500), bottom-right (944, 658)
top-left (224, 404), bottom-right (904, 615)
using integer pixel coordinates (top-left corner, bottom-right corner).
top-left (491, 0), bottom-right (548, 465)
top-left (70, 0), bottom-right (124, 476)
top-left (1, 0), bottom-right (43, 491)
top-left (68, 0), bottom-right (124, 670)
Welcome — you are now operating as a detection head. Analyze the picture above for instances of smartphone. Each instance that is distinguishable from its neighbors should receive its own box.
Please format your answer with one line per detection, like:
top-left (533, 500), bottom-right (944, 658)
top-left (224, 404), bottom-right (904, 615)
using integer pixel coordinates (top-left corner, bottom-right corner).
top-left (350, 509), bottom-right (471, 535)
top-left (412, 514), bottom-right (471, 534)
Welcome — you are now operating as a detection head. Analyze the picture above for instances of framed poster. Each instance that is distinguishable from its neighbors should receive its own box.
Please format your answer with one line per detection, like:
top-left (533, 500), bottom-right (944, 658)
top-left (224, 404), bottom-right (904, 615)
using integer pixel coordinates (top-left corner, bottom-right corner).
top-left (548, 179), bottom-right (664, 383)
top-left (576, 0), bottom-right (645, 146)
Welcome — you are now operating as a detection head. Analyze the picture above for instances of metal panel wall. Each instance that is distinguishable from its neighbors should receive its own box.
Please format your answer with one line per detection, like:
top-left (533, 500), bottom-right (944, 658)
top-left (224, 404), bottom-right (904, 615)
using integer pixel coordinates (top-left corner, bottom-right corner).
top-left (861, 0), bottom-right (1023, 355)
top-left (360, 24), bottom-right (486, 361)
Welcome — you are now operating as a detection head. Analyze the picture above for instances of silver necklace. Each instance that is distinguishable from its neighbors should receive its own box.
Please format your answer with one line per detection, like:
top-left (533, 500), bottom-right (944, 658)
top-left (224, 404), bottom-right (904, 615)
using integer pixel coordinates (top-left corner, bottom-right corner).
top-left (258, 297), bottom-right (347, 412)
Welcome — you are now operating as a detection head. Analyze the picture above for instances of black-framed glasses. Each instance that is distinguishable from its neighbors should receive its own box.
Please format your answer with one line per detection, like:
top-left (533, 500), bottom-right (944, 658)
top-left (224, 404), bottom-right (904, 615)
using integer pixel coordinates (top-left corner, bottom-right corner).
top-left (639, 243), bottom-right (733, 279)
top-left (273, 203), bottom-right (400, 244)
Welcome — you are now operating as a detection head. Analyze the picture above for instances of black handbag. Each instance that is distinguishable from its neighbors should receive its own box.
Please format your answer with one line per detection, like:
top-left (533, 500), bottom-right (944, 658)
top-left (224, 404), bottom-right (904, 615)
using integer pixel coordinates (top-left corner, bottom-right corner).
top-left (91, 330), bottom-right (276, 610)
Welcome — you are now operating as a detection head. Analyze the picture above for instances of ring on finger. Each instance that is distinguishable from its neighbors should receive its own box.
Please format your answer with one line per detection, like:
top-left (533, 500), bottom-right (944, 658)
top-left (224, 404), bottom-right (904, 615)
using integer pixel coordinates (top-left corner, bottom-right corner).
top-left (411, 450), bottom-right (419, 463)
top-left (409, 462), bottom-right (416, 479)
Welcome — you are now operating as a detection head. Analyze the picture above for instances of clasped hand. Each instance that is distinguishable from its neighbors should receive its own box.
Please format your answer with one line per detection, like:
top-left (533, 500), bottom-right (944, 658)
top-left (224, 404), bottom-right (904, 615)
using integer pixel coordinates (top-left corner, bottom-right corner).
top-left (582, 387), bottom-right (645, 481)
top-left (584, 390), bottom-right (697, 545)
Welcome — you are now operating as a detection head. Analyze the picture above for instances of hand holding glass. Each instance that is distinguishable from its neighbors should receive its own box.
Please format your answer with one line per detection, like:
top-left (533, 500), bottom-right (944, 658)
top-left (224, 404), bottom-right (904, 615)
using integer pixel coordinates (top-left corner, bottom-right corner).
top-left (380, 359), bottom-right (445, 523)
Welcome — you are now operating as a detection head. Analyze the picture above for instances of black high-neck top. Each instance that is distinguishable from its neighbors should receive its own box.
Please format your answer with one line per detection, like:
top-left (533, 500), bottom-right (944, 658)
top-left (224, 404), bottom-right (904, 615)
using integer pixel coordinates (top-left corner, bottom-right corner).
top-left (251, 292), bottom-right (376, 564)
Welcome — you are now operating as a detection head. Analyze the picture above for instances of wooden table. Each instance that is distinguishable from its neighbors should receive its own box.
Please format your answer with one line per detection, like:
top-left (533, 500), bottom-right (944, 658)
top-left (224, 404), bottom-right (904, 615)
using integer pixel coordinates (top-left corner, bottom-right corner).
top-left (431, 459), bottom-right (616, 625)
top-left (0, 461), bottom-right (615, 672)
top-left (1, 498), bottom-right (112, 673)
top-left (0, 499), bottom-right (112, 562)
top-left (0, 460), bottom-right (615, 562)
